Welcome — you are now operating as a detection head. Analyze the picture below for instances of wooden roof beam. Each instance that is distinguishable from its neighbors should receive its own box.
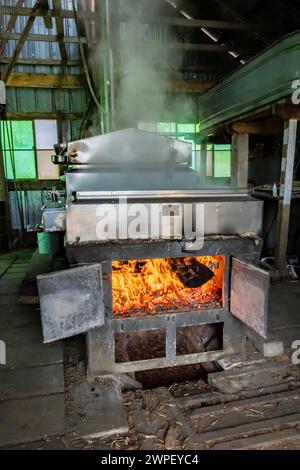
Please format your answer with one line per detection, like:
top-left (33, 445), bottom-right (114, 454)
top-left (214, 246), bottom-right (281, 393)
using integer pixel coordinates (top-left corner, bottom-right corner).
top-left (165, 0), bottom-right (244, 63)
top-left (0, 32), bottom-right (87, 44)
top-left (0, 0), bottom-right (25, 57)
top-left (39, 0), bottom-right (53, 29)
top-left (52, 0), bottom-right (68, 63)
top-left (118, 15), bottom-right (267, 31)
top-left (0, 5), bottom-right (95, 20)
top-left (0, 32), bottom-right (256, 53)
top-left (0, 57), bottom-right (225, 73)
top-left (5, 72), bottom-right (214, 93)
top-left (0, 57), bottom-right (81, 66)
top-left (1, 1), bottom-right (39, 82)
top-left (212, 0), bottom-right (269, 45)
top-left (231, 121), bottom-right (283, 135)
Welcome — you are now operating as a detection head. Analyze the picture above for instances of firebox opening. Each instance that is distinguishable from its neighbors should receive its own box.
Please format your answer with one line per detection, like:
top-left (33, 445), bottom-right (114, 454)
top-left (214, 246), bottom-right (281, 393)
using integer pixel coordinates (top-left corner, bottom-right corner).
top-left (115, 329), bottom-right (166, 363)
top-left (115, 322), bottom-right (224, 388)
top-left (114, 322), bottom-right (223, 387)
top-left (176, 323), bottom-right (224, 356)
top-left (112, 255), bottom-right (225, 318)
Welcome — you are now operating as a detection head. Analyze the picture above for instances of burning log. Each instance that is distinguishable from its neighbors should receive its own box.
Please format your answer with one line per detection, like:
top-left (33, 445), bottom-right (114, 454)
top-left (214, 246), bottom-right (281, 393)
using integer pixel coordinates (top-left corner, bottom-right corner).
top-left (168, 258), bottom-right (215, 288)
top-left (112, 256), bottom-right (224, 318)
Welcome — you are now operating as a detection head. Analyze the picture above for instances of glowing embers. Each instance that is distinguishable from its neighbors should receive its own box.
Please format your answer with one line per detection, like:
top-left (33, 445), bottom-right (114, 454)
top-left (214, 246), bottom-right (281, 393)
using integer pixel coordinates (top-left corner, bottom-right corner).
top-left (112, 255), bottom-right (224, 318)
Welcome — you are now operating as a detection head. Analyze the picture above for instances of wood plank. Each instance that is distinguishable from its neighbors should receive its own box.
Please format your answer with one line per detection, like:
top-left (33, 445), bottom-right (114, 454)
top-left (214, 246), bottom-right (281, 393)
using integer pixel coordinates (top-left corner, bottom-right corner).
top-left (232, 121), bottom-right (283, 135)
top-left (208, 360), bottom-right (298, 393)
top-left (0, 5), bottom-right (274, 31)
top-left (164, 79), bottom-right (215, 93)
top-left (0, 58), bottom-right (81, 66)
top-left (190, 390), bottom-right (300, 434)
top-left (0, 31), bottom-right (254, 53)
top-left (0, 5), bottom-right (95, 20)
top-left (0, 57), bottom-right (221, 73)
top-left (6, 72), bottom-right (213, 93)
top-left (118, 15), bottom-right (259, 30)
top-left (0, 364), bottom-right (64, 401)
top-left (0, 340), bottom-right (63, 370)
top-left (0, 394), bottom-right (65, 448)
top-left (192, 412), bottom-right (300, 447)
top-left (6, 112), bottom-right (82, 120)
top-left (176, 382), bottom-right (300, 410)
top-left (0, 306), bottom-right (39, 329)
top-left (0, 32), bottom-right (87, 44)
top-left (52, 0), bottom-right (68, 62)
top-left (275, 119), bottom-right (298, 270)
top-left (213, 426), bottom-right (300, 449)
top-left (39, 0), bottom-right (53, 29)
top-left (273, 104), bottom-right (300, 120)
top-left (6, 72), bottom-right (86, 88)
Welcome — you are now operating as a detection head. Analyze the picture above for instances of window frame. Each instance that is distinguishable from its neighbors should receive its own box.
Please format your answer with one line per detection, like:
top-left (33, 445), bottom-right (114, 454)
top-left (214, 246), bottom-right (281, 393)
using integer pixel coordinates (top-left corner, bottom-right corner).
top-left (0, 118), bottom-right (61, 182)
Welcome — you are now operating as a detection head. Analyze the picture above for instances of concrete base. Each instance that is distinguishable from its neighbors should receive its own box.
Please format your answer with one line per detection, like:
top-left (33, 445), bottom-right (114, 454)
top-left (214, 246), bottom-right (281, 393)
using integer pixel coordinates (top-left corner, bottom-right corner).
top-left (247, 329), bottom-right (284, 358)
top-left (67, 377), bottom-right (128, 439)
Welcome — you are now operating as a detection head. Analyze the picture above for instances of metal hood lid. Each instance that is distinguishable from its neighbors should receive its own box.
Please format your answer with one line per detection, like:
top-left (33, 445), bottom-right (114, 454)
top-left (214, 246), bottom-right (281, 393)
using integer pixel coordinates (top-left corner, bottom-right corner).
top-left (67, 128), bottom-right (192, 166)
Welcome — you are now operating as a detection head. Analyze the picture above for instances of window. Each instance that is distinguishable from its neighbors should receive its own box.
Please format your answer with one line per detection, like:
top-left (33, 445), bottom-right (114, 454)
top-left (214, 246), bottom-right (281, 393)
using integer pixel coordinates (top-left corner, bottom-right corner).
top-left (213, 144), bottom-right (231, 177)
top-left (0, 119), bottom-right (59, 180)
top-left (139, 122), bottom-right (199, 169)
top-left (207, 144), bottom-right (231, 178)
top-left (0, 121), bottom-right (36, 179)
top-left (35, 120), bottom-right (59, 180)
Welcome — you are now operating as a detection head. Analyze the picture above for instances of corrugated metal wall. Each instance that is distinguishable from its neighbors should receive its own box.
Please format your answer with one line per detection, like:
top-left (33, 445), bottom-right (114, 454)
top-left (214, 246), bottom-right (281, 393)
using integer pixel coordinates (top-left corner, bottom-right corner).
top-left (2, 0), bottom-right (80, 75)
top-left (6, 87), bottom-right (87, 115)
top-left (1, 0), bottom-right (88, 117)
top-left (9, 190), bottom-right (47, 229)
top-left (1, 0), bottom-right (218, 229)
top-left (1, 1), bottom-right (87, 230)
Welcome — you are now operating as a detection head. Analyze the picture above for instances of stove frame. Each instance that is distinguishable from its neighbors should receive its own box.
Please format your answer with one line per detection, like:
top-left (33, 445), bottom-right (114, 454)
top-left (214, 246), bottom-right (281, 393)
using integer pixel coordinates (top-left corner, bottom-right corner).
top-left (67, 236), bottom-right (263, 379)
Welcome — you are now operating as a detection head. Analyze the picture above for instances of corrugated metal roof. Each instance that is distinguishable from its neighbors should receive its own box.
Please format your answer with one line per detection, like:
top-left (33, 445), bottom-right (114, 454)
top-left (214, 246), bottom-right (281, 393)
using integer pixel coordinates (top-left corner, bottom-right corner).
top-left (1, 0), bottom-right (81, 75)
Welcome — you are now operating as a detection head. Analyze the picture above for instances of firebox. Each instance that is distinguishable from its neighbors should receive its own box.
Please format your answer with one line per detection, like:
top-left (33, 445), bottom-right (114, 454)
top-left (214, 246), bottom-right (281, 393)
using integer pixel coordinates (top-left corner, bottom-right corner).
top-left (61, 235), bottom-right (269, 379)
top-left (37, 129), bottom-right (270, 381)
top-left (111, 256), bottom-right (225, 318)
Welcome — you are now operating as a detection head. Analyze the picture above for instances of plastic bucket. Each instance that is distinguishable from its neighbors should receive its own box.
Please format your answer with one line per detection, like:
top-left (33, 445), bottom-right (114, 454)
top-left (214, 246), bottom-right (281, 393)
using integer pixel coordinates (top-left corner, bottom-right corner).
top-left (37, 232), bottom-right (61, 255)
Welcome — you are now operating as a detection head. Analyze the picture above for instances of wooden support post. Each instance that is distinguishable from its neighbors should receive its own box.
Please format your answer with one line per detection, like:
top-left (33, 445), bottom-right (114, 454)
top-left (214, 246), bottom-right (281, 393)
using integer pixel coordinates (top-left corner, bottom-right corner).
top-left (52, 0), bottom-right (68, 63)
top-left (275, 119), bottom-right (298, 271)
top-left (39, 0), bottom-right (53, 29)
top-left (197, 138), bottom-right (208, 185)
top-left (0, 144), bottom-right (12, 249)
top-left (231, 133), bottom-right (249, 187)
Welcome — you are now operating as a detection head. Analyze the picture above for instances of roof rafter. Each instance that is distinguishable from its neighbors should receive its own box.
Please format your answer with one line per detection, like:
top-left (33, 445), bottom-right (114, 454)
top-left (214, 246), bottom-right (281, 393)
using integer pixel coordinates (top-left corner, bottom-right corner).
top-left (0, 0), bottom-right (25, 57)
top-left (165, 0), bottom-right (245, 63)
top-left (39, 0), bottom-right (53, 29)
top-left (52, 0), bottom-right (68, 62)
top-left (1, 1), bottom-right (39, 82)
top-left (212, 0), bottom-right (269, 45)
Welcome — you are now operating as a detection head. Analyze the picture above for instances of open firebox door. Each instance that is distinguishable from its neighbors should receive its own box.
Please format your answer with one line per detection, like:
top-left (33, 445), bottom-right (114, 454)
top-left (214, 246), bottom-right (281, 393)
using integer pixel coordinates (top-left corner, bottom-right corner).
top-left (37, 256), bottom-right (269, 344)
top-left (37, 264), bottom-right (105, 342)
top-left (230, 258), bottom-right (270, 338)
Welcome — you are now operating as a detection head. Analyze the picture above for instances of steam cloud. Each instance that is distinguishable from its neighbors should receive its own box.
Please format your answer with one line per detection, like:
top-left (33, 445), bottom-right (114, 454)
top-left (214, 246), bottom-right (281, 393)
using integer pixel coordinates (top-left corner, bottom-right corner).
top-left (91, 0), bottom-right (196, 130)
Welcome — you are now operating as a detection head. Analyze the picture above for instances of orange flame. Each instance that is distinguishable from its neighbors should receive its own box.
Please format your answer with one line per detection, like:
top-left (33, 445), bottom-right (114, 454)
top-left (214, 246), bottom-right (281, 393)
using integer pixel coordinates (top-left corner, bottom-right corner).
top-left (112, 256), bottom-right (224, 318)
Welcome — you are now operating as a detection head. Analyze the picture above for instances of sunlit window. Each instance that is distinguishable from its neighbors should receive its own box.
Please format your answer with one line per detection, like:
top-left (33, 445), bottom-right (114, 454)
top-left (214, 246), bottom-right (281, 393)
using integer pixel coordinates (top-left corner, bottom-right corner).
top-left (0, 121), bottom-right (36, 179)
